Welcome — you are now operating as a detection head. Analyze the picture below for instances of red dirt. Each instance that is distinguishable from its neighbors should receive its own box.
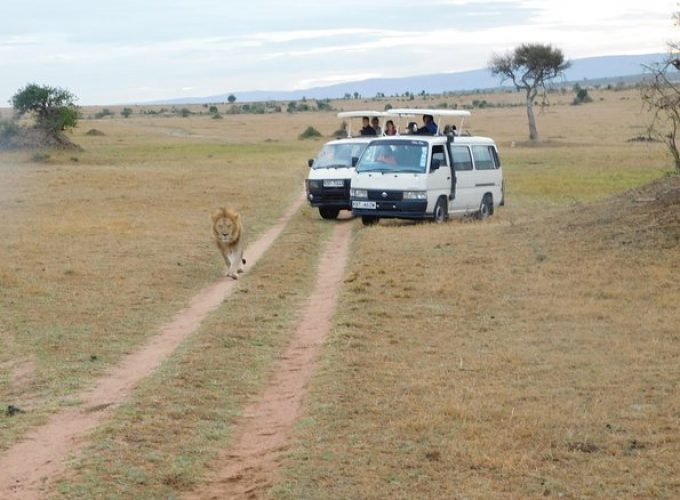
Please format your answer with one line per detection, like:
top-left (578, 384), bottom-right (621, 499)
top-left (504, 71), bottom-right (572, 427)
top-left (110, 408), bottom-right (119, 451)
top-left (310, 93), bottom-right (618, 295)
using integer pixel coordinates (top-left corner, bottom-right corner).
top-left (185, 218), bottom-right (354, 500)
top-left (0, 194), bottom-right (305, 499)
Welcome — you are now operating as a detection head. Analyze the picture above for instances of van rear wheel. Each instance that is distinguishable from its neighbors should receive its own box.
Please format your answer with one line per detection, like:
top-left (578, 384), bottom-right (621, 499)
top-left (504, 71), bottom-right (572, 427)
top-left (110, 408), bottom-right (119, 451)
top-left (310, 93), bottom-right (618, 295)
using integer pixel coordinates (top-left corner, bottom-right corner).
top-left (319, 207), bottom-right (340, 220)
top-left (433, 197), bottom-right (448, 223)
top-left (478, 194), bottom-right (493, 219)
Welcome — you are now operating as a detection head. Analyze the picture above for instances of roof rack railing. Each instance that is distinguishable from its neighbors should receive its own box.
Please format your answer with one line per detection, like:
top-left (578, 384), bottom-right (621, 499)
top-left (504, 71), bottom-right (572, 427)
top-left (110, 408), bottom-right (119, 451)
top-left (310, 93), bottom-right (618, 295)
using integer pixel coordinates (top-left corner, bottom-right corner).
top-left (386, 108), bottom-right (471, 136)
top-left (336, 111), bottom-right (392, 137)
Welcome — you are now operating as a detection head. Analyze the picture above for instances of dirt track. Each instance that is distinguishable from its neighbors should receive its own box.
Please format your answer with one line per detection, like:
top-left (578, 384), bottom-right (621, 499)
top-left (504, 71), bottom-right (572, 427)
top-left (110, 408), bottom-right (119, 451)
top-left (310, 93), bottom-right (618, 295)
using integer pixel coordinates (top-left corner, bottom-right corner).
top-left (185, 218), bottom-right (353, 499)
top-left (0, 194), bottom-right (308, 498)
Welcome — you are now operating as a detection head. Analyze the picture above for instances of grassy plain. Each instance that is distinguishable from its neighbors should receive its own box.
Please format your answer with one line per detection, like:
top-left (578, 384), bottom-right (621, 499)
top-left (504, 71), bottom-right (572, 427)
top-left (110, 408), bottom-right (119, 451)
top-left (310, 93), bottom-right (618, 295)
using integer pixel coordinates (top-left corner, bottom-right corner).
top-left (1, 88), bottom-right (679, 498)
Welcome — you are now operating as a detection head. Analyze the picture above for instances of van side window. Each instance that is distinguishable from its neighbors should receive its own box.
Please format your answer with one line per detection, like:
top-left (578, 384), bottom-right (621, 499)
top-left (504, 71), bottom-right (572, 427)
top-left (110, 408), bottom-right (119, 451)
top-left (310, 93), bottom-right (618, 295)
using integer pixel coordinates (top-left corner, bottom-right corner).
top-left (471, 146), bottom-right (495, 170)
top-left (431, 145), bottom-right (448, 170)
top-left (451, 145), bottom-right (473, 171)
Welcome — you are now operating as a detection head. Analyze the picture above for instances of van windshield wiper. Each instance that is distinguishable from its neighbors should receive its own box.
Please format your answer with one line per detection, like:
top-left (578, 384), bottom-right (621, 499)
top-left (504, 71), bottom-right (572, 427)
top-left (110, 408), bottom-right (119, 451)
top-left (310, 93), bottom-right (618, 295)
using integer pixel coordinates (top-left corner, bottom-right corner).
top-left (319, 163), bottom-right (351, 169)
top-left (392, 168), bottom-right (424, 174)
top-left (358, 167), bottom-right (392, 173)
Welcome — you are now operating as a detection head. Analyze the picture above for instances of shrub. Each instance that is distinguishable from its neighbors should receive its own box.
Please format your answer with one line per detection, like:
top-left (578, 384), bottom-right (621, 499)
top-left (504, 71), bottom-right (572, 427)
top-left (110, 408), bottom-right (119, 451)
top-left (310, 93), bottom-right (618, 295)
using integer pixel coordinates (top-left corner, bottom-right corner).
top-left (32, 152), bottom-right (50, 162)
top-left (572, 87), bottom-right (593, 105)
top-left (94, 108), bottom-right (114, 119)
top-left (298, 126), bottom-right (322, 140)
top-left (0, 118), bottom-right (20, 140)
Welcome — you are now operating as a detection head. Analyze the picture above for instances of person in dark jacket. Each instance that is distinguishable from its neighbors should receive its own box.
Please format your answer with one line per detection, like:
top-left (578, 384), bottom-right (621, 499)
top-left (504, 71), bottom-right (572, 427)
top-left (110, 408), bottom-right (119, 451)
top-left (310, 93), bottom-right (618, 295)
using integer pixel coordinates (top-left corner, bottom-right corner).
top-left (416, 114), bottom-right (438, 135)
top-left (360, 116), bottom-right (377, 136)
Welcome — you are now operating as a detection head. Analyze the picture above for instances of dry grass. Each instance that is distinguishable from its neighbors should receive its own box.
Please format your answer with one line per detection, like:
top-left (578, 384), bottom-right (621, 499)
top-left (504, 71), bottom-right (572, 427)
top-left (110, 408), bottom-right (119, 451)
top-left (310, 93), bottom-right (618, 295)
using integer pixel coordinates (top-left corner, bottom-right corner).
top-left (52, 206), bottom-right (333, 498)
top-left (1, 89), bottom-right (679, 498)
top-left (0, 114), bottom-right (318, 450)
top-left (276, 177), bottom-right (680, 499)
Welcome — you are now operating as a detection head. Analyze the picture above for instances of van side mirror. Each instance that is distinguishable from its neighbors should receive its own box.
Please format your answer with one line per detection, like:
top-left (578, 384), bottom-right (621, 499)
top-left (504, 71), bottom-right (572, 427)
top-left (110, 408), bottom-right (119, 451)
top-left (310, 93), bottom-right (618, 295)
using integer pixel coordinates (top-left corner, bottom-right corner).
top-left (351, 156), bottom-right (359, 167)
top-left (308, 159), bottom-right (314, 168)
top-left (430, 158), bottom-right (441, 172)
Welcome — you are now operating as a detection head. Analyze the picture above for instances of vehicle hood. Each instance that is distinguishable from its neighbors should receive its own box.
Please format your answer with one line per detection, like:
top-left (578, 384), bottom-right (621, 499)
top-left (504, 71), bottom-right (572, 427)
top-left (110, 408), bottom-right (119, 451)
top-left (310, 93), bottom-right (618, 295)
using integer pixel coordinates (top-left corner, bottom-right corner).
top-left (352, 172), bottom-right (426, 191)
top-left (307, 167), bottom-right (354, 181)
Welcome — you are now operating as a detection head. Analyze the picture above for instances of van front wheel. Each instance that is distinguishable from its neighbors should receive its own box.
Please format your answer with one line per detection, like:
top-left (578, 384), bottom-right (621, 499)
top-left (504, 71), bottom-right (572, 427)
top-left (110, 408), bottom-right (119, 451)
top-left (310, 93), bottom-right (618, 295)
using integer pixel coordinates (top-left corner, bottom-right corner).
top-left (433, 197), bottom-right (448, 223)
top-left (319, 207), bottom-right (340, 219)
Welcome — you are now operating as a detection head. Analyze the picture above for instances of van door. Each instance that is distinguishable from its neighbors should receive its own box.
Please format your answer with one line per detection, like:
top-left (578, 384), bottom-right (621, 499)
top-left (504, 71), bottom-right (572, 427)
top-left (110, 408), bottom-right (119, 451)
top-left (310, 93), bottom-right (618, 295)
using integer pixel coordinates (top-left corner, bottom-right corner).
top-left (450, 145), bottom-right (475, 213)
top-left (427, 144), bottom-right (452, 212)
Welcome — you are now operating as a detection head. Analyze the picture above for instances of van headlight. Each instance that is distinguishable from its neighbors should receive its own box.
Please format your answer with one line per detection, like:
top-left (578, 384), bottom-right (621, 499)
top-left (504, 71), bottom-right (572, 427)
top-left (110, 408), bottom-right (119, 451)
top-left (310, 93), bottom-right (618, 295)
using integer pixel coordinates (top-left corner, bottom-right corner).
top-left (350, 188), bottom-right (368, 199)
top-left (403, 191), bottom-right (427, 200)
top-left (306, 179), bottom-right (321, 190)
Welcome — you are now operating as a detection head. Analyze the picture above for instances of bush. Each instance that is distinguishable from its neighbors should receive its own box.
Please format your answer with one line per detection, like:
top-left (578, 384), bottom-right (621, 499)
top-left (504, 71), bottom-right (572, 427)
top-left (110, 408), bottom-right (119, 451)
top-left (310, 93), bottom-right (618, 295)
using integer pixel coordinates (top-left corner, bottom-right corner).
top-left (32, 152), bottom-right (50, 162)
top-left (94, 108), bottom-right (114, 119)
top-left (572, 88), bottom-right (593, 105)
top-left (298, 126), bottom-right (322, 140)
top-left (0, 118), bottom-right (20, 140)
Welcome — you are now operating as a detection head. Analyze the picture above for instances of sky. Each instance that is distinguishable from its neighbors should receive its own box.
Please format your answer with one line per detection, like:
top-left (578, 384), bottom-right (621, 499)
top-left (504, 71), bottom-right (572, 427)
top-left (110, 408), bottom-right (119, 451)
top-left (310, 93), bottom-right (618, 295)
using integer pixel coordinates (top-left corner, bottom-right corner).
top-left (1, 0), bottom-right (677, 105)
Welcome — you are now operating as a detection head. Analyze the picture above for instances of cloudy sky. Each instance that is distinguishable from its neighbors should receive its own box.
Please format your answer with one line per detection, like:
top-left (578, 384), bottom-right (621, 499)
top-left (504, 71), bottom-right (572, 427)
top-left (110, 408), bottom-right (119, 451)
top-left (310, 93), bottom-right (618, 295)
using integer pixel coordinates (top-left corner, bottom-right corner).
top-left (1, 0), bottom-right (677, 105)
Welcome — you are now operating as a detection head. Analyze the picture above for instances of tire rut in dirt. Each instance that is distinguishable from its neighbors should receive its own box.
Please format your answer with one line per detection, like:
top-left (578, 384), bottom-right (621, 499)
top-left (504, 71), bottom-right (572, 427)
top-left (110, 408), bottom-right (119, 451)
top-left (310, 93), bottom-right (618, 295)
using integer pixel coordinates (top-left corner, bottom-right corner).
top-left (0, 194), bottom-right (306, 499)
top-left (185, 220), bottom-right (354, 499)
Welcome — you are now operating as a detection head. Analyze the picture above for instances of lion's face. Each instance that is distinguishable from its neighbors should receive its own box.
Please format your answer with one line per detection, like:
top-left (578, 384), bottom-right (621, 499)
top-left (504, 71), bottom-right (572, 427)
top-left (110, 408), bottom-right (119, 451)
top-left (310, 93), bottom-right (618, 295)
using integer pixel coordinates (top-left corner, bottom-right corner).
top-left (212, 208), bottom-right (242, 246)
top-left (214, 217), bottom-right (236, 243)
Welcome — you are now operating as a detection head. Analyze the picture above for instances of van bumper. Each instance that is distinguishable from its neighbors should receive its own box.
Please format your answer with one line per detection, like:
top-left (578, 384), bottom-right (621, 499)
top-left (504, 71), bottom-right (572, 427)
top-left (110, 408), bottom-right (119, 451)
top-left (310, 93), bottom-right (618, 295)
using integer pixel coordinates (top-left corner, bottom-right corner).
top-left (306, 181), bottom-right (351, 209)
top-left (351, 200), bottom-right (428, 219)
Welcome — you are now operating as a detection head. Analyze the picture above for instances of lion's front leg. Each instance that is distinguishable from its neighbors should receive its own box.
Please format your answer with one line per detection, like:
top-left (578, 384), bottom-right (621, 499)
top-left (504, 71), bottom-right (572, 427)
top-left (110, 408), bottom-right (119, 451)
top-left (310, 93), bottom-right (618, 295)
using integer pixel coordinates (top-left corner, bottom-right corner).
top-left (224, 252), bottom-right (239, 280)
top-left (221, 253), bottom-right (236, 279)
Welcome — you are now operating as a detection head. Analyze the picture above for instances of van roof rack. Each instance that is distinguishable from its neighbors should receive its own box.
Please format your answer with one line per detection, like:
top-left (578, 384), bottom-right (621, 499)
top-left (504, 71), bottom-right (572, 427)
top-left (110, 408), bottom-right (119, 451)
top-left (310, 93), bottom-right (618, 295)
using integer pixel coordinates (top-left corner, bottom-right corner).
top-left (386, 108), bottom-right (470, 136)
top-left (336, 111), bottom-right (391, 137)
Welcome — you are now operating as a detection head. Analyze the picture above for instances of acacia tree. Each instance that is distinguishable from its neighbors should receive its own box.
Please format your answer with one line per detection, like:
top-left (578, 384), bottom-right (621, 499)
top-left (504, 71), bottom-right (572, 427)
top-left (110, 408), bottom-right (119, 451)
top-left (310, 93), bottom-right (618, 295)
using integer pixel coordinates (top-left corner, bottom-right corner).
top-left (489, 43), bottom-right (570, 141)
top-left (641, 11), bottom-right (680, 171)
top-left (11, 83), bottom-right (80, 133)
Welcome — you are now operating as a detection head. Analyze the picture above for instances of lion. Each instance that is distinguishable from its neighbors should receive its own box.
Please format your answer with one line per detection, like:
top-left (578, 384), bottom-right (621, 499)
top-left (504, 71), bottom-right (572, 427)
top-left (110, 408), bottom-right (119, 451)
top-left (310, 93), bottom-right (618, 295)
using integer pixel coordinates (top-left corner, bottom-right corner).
top-left (211, 207), bottom-right (246, 279)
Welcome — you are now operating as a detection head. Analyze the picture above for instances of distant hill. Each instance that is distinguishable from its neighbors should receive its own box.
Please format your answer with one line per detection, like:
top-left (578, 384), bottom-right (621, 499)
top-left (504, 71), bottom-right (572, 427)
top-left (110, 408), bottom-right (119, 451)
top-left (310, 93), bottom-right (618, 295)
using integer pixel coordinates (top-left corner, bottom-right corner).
top-left (151, 53), bottom-right (666, 105)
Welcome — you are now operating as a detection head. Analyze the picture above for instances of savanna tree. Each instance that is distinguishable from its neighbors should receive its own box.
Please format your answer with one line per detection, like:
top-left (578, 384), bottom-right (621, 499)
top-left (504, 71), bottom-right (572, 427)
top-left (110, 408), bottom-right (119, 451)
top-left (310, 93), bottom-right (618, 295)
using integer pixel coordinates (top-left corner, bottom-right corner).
top-left (11, 83), bottom-right (80, 133)
top-left (489, 43), bottom-right (570, 141)
top-left (641, 11), bottom-right (680, 171)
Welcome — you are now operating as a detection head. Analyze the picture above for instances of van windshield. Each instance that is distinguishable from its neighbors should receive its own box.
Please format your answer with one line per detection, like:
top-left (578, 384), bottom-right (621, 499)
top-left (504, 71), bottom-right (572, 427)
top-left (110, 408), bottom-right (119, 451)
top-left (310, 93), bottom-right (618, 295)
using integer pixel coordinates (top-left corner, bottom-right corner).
top-left (356, 140), bottom-right (428, 174)
top-left (313, 142), bottom-right (367, 169)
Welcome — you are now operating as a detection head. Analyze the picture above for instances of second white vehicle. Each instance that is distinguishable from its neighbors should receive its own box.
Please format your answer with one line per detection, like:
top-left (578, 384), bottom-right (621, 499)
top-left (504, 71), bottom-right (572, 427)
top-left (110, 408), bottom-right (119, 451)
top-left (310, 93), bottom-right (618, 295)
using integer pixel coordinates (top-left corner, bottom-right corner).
top-left (305, 111), bottom-right (389, 219)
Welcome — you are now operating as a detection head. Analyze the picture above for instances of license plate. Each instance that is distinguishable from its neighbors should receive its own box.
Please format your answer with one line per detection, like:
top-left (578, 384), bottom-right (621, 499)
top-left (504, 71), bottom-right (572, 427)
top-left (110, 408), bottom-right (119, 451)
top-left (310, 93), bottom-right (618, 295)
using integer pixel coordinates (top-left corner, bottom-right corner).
top-left (323, 179), bottom-right (344, 187)
top-left (352, 201), bottom-right (376, 209)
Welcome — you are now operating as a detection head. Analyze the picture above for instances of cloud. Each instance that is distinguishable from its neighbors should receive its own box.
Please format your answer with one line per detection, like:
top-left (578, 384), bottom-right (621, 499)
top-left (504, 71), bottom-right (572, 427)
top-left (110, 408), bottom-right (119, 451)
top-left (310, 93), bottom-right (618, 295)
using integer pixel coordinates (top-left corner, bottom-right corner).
top-left (0, 0), bottom-right (676, 104)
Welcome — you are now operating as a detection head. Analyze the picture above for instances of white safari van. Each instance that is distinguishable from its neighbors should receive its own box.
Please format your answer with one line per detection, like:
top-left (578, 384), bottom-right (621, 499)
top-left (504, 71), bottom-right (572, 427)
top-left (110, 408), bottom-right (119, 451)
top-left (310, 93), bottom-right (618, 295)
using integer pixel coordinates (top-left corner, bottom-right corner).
top-left (305, 111), bottom-right (389, 219)
top-left (350, 109), bottom-right (503, 225)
